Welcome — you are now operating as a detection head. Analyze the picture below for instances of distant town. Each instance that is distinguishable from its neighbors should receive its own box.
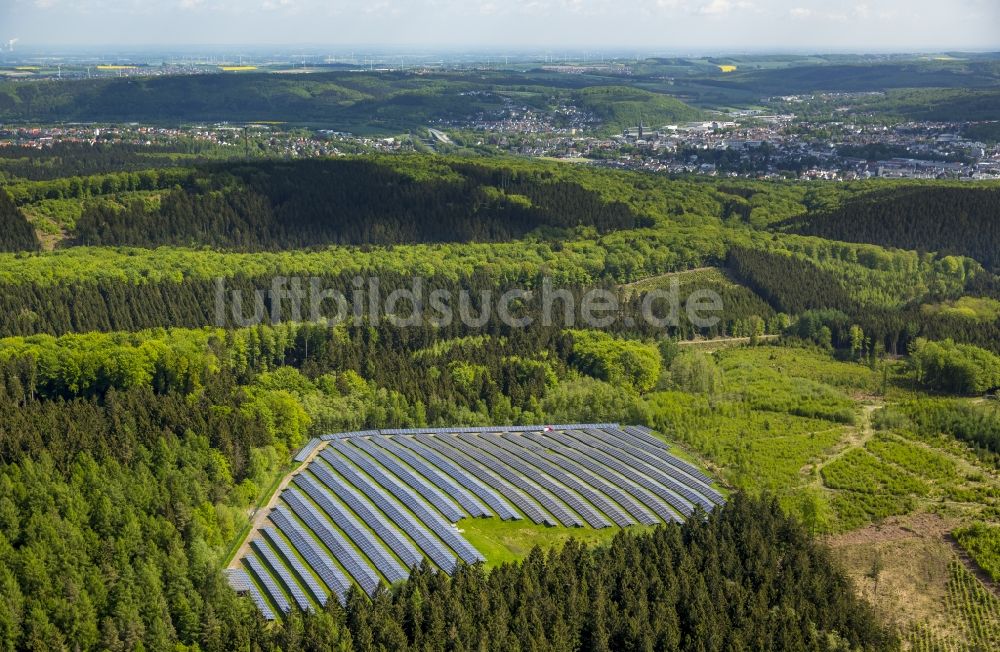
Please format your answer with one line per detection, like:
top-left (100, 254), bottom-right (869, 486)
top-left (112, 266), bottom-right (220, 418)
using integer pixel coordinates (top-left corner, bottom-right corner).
top-left (0, 72), bottom-right (997, 180)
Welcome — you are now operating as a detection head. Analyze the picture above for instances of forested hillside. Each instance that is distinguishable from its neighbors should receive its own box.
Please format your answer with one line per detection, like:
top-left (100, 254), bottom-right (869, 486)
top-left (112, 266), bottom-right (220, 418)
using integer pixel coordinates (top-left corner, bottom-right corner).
top-left (572, 86), bottom-right (703, 133)
top-left (0, 72), bottom-right (703, 132)
top-left (0, 147), bottom-right (999, 649)
top-left (73, 159), bottom-right (651, 249)
top-left (784, 186), bottom-right (1000, 270)
top-left (0, 315), bottom-right (900, 650)
top-left (685, 60), bottom-right (1000, 96)
top-left (0, 190), bottom-right (39, 252)
top-left (336, 494), bottom-right (891, 652)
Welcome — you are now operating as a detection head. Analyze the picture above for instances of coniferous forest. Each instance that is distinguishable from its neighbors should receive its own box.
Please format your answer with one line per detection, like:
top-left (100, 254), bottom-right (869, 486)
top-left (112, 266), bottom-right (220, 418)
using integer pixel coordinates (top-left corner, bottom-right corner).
top-left (0, 142), bottom-right (999, 651)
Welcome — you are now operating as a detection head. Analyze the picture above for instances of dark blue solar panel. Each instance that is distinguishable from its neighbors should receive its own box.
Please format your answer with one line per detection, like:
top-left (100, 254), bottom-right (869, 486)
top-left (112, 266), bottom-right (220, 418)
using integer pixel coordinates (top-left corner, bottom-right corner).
top-left (464, 435), bottom-right (611, 529)
top-left (283, 488), bottom-right (382, 596)
top-left (435, 435), bottom-right (583, 528)
top-left (251, 537), bottom-right (312, 612)
top-left (293, 474), bottom-right (408, 584)
top-left (294, 438), bottom-right (323, 463)
top-left (269, 505), bottom-right (352, 602)
top-left (518, 433), bottom-right (658, 526)
top-left (370, 437), bottom-right (492, 518)
top-left (482, 434), bottom-right (635, 527)
top-left (228, 569), bottom-right (276, 620)
top-left (261, 527), bottom-right (330, 606)
top-left (584, 429), bottom-right (721, 508)
top-left (309, 461), bottom-right (423, 570)
top-left (318, 448), bottom-right (460, 573)
top-left (524, 430), bottom-right (683, 523)
top-left (414, 434), bottom-right (557, 526)
top-left (244, 554), bottom-right (292, 615)
top-left (326, 443), bottom-right (484, 565)
top-left (394, 436), bottom-right (520, 521)
top-left (347, 438), bottom-right (466, 522)
top-left (614, 427), bottom-right (719, 489)
top-left (565, 430), bottom-right (706, 512)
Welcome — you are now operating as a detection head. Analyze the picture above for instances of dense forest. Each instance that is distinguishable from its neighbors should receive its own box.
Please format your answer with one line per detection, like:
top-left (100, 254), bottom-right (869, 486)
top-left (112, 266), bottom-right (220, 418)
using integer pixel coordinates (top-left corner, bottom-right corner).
top-left (0, 145), bottom-right (999, 649)
top-left (0, 159), bottom-right (998, 360)
top-left (73, 159), bottom-right (651, 249)
top-left (687, 61), bottom-right (1000, 97)
top-left (0, 72), bottom-right (703, 133)
top-left (0, 315), bottom-right (896, 650)
top-left (0, 142), bottom-right (216, 182)
top-left (785, 186), bottom-right (1000, 270)
top-left (334, 494), bottom-right (891, 652)
top-left (0, 190), bottom-right (39, 252)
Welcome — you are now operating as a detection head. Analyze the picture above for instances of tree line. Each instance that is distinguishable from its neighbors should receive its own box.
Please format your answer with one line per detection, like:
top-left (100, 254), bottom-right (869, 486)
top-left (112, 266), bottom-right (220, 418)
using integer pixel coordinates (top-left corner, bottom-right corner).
top-left (784, 186), bottom-right (1000, 271)
top-left (73, 159), bottom-right (652, 250)
top-left (321, 493), bottom-right (892, 652)
top-left (0, 190), bottom-right (39, 253)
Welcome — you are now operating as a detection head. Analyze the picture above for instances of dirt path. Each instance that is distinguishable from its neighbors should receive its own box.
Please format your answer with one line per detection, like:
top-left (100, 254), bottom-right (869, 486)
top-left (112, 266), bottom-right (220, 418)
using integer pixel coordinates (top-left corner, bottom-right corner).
top-left (676, 335), bottom-right (780, 347)
top-left (227, 440), bottom-right (328, 569)
top-left (803, 403), bottom-right (880, 488)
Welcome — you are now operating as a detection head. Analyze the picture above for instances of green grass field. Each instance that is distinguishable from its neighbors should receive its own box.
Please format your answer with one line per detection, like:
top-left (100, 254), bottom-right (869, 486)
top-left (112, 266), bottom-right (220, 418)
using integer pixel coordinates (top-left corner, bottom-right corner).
top-left (458, 517), bottom-right (648, 567)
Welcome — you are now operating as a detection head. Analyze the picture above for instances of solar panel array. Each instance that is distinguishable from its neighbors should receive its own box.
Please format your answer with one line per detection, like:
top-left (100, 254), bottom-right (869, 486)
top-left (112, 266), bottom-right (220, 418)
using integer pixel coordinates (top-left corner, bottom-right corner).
top-left (234, 424), bottom-right (722, 619)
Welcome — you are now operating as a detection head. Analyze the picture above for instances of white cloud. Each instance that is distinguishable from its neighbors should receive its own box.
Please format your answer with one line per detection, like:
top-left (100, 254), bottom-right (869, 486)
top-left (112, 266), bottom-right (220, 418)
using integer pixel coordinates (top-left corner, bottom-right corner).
top-left (700, 0), bottom-right (731, 15)
top-left (698, 0), bottom-right (755, 16)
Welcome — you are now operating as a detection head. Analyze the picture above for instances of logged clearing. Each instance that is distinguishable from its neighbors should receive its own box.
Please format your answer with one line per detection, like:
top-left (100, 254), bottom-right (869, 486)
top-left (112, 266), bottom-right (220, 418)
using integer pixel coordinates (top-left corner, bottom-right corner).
top-left (828, 513), bottom-right (1000, 649)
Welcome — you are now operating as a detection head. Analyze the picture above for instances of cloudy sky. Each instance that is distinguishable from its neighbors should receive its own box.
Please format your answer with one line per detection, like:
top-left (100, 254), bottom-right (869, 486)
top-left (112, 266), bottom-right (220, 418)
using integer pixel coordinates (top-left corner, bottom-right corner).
top-left (3, 0), bottom-right (998, 52)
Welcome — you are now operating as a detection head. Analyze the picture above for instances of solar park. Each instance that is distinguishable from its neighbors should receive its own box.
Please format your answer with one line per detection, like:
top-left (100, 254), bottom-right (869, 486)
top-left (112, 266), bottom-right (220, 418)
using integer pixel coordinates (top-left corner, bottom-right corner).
top-left (226, 424), bottom-right (724, 619)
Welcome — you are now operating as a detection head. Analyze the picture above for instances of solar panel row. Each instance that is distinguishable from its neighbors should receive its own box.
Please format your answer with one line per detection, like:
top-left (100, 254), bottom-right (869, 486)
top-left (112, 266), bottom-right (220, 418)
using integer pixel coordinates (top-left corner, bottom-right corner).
top-left (371, 437), bottom-right (492, 518)
top-left (244, 554), bottom-right (292, 615)
top-left (319, 448), bottom-right (459, 573)
top-left (413, 434), bottom-right (556, 525)
top-left (294, 437), bottom-right (323, 463)
top-left (615, 426), bottom-right (718, 489)
top-left (225, 568), bottom-right (252, 593)
top-left (322, 430), bottom-right (381, 441)
top-left (565, 430), bottom-right (703, 514)
top-left (269, 505), bottom-right (352, 602)
top-left (251, 537), bottom-right (312, 612)
top-left (524, 430), bottom-right (683, 524)
top-left (482, 434), bottom-right (635, 527)
top-left (517, 434), bottom-right (659, 526)
top-left (227, 568), bottom-right (276, 621)
top-left (261, 527), bottom-right (330, 606)
top-left (396, 436), bottom-right (521, 521)
top-left (585, 428), bottom-right (721, 509)
top-left (309, 462), bottom-right (423, 570)
top-left (424, 434), bottom-right (573, 527)
top-left (347, 437), bottom-right (466, 522)
top-left (465, 435), bottom-right (611, 529)
top-left (293, 474), bottom-right (409, 584)
top-left (584, 428), bottom-right (722, 496)
top-left (328, 442), bottom-right (484, 565)
top-left (444, 434), bottom-right (586, 528)
top-left (283, 488), bottom-right (382, 595)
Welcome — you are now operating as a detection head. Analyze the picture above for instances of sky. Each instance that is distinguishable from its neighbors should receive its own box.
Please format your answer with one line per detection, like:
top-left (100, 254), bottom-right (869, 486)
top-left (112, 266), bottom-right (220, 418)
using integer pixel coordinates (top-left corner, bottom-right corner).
top-left (2, 0), bottom-right (998, 52)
